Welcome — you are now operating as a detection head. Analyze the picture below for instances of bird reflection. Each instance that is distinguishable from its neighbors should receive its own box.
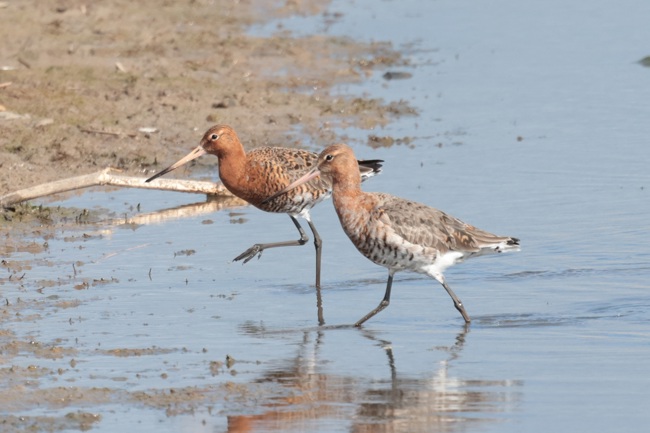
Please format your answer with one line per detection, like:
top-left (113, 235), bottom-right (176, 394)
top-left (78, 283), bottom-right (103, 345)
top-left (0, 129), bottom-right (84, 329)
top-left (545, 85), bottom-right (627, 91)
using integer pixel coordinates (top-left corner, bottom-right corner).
top-left (229, 324), bottom-right (522, 432)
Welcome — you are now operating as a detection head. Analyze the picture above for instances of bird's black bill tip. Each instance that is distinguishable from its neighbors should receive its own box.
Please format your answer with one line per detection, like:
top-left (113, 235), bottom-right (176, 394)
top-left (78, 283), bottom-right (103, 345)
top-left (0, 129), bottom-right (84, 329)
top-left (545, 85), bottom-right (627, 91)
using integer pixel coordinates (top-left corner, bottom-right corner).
top-left (144, 167), bottom-right (173, 183)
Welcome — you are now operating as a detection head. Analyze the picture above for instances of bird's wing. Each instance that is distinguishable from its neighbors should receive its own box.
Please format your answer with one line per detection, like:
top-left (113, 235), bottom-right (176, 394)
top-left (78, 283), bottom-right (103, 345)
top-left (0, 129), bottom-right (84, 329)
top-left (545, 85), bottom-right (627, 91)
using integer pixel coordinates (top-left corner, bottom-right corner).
top-left (371, 193), bottom-right (486, 254)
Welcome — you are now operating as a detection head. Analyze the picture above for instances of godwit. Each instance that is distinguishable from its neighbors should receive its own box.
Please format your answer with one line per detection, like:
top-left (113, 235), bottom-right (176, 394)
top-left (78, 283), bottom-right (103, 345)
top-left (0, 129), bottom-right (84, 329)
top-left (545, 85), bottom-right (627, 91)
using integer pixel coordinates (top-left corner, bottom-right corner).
top-left (145, 126), bottom-right (382, 291)
top-left (264, 143), bottom-right (519, 326)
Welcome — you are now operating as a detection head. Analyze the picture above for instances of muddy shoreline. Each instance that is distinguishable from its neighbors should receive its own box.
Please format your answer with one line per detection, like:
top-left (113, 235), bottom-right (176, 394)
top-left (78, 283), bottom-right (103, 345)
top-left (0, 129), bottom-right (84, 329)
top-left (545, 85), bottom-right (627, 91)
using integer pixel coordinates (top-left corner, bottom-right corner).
top-left (0, 0), bottom-right (413, 196)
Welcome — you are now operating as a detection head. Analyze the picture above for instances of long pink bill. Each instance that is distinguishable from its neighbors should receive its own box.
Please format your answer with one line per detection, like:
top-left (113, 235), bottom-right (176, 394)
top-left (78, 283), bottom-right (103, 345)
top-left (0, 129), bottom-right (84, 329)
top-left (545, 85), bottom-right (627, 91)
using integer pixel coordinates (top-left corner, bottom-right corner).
top-left (261, 166), bottom-right (321, 205)
top-left (145, 145), bottom-right (207, 183)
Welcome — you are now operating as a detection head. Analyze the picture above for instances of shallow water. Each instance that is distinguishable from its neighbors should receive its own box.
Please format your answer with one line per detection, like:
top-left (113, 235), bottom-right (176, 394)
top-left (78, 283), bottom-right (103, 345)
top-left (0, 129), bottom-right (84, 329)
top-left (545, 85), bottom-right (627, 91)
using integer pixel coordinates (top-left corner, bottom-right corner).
top-left (4, 0), bottom-right (650, 431)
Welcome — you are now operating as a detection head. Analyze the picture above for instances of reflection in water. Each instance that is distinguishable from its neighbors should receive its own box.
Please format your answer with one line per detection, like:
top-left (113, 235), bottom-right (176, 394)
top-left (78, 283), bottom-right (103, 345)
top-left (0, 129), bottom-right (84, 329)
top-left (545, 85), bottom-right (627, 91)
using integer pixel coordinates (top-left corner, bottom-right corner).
top-left (122, 195), bottom-right (248, 227)
top-left (131, 197), bottom-right (327, 325)
top-left (229, 326), bottom-right (522, 432)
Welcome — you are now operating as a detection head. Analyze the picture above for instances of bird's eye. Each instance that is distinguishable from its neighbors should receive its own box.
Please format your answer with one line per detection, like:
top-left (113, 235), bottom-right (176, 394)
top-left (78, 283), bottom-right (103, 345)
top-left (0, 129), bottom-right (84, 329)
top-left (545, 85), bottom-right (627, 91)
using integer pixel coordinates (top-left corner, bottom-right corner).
top-left (210, 134), bottom-right (219, 141)
top-left (325, 154), bottom-right (334, 161)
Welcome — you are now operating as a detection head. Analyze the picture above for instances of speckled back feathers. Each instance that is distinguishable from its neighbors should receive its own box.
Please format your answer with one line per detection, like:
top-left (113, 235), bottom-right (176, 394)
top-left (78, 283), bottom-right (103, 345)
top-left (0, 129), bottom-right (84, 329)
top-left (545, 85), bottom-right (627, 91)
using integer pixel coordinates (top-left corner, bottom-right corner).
top-left (237, 147), bottom-right (332, 214)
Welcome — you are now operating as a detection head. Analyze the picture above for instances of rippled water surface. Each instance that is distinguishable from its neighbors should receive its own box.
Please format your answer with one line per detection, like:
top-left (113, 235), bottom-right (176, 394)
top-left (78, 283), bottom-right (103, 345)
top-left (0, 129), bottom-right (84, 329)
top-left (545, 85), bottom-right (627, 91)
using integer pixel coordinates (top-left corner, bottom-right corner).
top-left (4, 0), bottom-right (650, 431)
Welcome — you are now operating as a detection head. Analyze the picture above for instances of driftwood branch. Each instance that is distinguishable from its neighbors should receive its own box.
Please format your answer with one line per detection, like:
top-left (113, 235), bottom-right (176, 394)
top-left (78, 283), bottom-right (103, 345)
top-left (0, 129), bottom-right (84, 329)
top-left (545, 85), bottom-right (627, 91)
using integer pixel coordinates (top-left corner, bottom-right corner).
top-left (0, 167), bottom-right (234, 208)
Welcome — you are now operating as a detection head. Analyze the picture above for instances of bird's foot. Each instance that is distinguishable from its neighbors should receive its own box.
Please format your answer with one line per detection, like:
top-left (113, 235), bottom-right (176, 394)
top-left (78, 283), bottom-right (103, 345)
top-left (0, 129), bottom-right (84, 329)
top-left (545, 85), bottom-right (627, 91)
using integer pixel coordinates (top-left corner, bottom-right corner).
top-left (233, 245), bottom-right (264, 264)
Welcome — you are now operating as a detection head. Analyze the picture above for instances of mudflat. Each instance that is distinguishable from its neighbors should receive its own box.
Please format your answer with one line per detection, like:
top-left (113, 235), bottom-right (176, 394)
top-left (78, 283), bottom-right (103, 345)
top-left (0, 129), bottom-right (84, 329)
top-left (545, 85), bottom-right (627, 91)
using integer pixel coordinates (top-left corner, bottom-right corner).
top-left (0, 0), bottom-right (413, 195)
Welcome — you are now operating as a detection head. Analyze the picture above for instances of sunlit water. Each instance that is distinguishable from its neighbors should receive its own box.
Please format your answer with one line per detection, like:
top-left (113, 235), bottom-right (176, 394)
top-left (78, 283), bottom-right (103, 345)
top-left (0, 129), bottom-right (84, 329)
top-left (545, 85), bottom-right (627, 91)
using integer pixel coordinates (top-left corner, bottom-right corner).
top-left (3, 0), bottom-right (650, 431)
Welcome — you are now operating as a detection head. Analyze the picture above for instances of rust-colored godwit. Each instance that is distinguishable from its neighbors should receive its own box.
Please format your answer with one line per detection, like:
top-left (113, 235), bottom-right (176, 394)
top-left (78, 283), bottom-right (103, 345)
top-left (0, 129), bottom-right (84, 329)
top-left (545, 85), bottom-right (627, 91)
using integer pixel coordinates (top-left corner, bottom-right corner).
top-left (264, 143), bottom-right (519, 326)
top-left (145, 126), bottom-right (382, 292)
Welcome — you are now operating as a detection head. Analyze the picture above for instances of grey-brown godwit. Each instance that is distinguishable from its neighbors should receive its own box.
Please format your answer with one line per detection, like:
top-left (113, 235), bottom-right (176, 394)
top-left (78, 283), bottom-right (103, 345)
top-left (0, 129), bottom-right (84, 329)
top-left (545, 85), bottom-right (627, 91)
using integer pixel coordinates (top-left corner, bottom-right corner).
top-left (145, 126), bottom-right (382, 292)
top-left (263, 143), bottom-right (519, 326)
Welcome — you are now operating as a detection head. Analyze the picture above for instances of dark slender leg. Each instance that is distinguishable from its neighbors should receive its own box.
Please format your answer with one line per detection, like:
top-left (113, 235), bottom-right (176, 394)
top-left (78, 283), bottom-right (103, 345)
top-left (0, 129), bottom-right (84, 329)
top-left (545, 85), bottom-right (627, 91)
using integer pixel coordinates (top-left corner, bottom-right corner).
top-left (441, 280), bottom-right (471, 323)
top-left (233, 215), bottom-right (325, 324)
top-left (355, 272), bottom-right (394, 327)
top-left (306, 219), bottom-right (325, 325)
top-left (306, 219), bottom-right (322, 289)
top-left (233, 215), bottom-right (308, 263)
top-left (315, 285), bottom-right (325, 326)
top-left (307, 219), bottom-right (325, 326)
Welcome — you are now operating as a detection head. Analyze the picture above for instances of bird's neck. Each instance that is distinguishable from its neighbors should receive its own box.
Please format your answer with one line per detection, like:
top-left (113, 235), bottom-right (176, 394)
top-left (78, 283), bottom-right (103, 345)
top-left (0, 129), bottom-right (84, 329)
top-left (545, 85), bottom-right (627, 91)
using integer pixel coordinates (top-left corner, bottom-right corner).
top-left (332, 174), bottom-right (363, 209)
top-left (217, 147), bottom-right (247, 193)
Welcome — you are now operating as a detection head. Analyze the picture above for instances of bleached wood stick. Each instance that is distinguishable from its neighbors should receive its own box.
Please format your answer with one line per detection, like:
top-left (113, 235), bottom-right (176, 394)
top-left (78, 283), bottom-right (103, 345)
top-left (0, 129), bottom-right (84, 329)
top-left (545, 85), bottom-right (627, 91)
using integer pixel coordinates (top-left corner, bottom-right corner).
top-left (0, 168), bottom-right (234, 208)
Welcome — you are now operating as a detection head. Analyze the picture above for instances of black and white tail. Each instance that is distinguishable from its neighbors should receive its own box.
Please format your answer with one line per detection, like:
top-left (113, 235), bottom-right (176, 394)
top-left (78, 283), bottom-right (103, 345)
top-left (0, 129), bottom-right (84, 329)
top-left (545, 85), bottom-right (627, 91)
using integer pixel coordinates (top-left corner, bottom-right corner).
top-left (357, 159), bottom-right (383, 181)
